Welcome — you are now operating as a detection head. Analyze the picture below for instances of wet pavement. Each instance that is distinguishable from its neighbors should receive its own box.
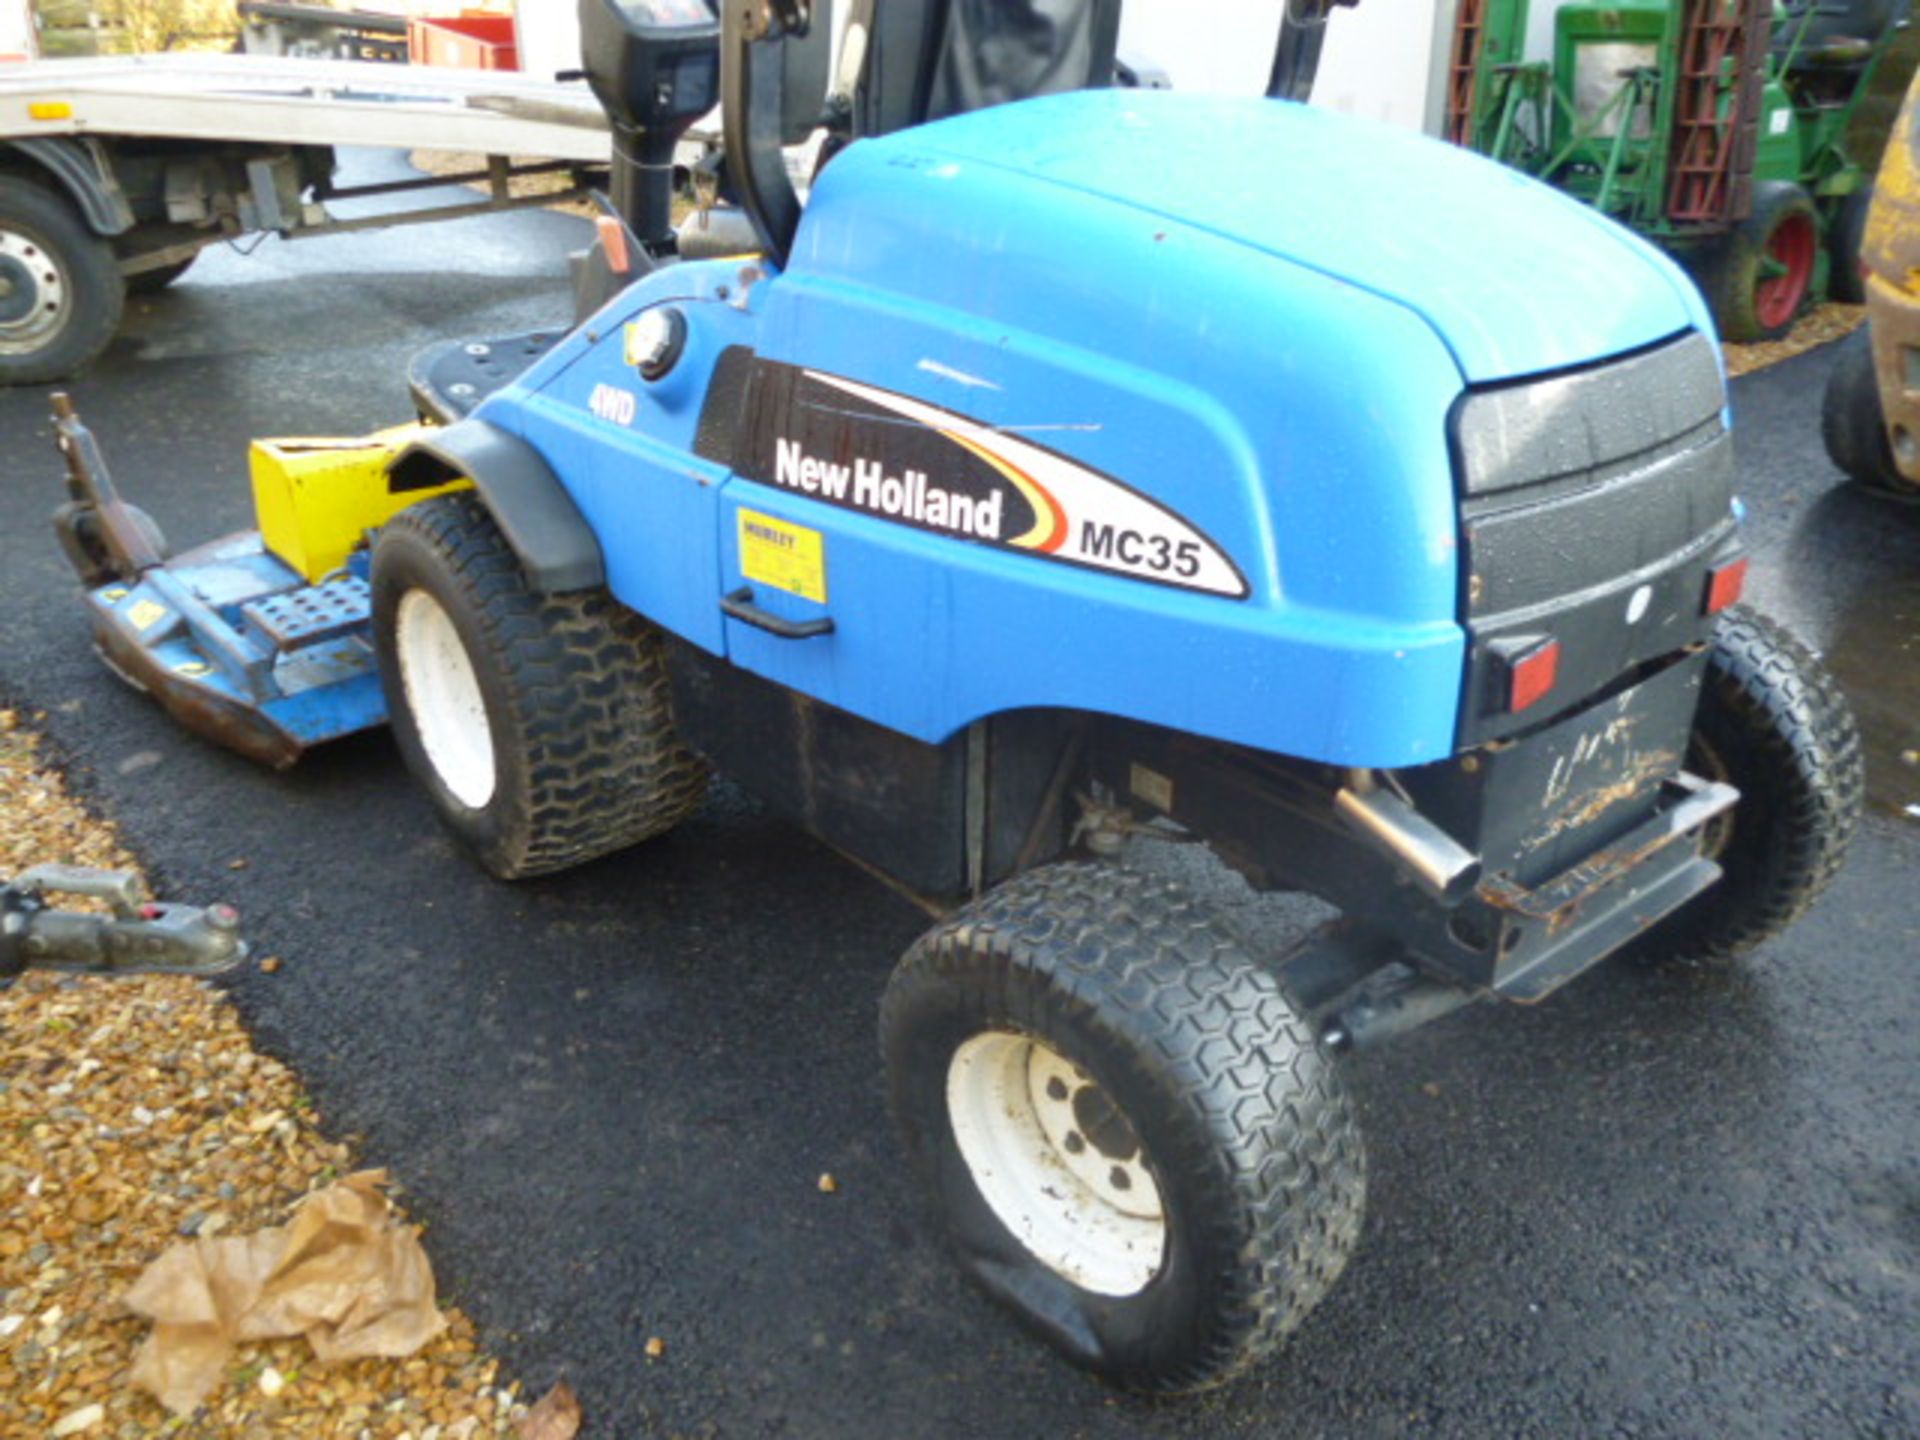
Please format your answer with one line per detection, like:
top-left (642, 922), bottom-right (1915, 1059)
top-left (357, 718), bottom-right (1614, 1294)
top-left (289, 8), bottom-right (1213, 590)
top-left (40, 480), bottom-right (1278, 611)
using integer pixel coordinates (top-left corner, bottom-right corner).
top-left (0, 155), bottom-right (1916, 1438)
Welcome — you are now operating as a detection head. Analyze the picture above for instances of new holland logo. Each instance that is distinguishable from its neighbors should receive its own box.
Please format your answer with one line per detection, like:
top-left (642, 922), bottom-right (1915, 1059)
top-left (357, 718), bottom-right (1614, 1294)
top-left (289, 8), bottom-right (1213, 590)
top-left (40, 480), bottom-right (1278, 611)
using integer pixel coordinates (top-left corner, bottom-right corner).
top-left (760, 370), bottom-right (1247, 599)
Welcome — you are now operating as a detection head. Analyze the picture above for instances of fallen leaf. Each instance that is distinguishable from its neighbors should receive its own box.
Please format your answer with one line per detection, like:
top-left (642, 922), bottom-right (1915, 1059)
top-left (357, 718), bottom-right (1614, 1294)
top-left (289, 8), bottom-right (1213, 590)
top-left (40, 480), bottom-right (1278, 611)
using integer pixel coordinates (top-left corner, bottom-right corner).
top-left (644, 1336), bottom-right (666, 1360)
top-left (817, 1173), bottom-right (838, 1194)
top-left (517, 1379), bottom-right (582, 1440)
top-left (259, 956), bottom-right (283, 974)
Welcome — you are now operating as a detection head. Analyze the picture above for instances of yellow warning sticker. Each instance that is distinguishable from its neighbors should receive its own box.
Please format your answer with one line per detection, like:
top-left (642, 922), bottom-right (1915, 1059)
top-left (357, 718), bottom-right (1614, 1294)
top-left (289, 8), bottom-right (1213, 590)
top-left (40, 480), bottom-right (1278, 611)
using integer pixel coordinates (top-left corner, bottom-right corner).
top-left (102, 587), bottom-right (128, 602)
top-left (125, 598), bottom-right (170, 631)
top-left (173, 660), bottom-right (211, 678)
top-left (738, 509), bottom-right (827, 604)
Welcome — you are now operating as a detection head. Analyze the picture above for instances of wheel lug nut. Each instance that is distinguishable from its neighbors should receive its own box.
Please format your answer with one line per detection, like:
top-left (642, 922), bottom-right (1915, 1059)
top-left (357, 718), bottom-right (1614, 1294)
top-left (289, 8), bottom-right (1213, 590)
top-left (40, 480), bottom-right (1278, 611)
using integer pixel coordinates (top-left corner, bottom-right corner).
top-left (1109, 1166), bottom-right (1131, 1191)
top-left (1063, 1131), bottom-right (1085, 1154)
top-left (1046, 1076), bottom-right (1069, 1101)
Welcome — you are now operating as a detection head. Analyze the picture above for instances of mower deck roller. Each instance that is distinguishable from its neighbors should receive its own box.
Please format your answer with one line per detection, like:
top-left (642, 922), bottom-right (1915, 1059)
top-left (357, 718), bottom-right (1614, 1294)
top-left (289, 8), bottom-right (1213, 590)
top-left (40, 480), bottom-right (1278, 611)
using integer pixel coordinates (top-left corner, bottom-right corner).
top-left (51, 0), bottom-right (1863, 1397)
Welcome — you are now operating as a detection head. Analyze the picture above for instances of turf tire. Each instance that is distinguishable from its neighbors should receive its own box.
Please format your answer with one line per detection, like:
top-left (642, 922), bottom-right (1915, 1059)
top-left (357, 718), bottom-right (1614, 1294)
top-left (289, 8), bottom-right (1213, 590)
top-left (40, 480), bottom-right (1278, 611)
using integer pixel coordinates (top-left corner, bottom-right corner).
top-left (881, 863), bottom-right (1365, 1393)
top-left (1635, 606), bottom-right (1862, 962)
top-left (371, 493), bottom-right (708, 879)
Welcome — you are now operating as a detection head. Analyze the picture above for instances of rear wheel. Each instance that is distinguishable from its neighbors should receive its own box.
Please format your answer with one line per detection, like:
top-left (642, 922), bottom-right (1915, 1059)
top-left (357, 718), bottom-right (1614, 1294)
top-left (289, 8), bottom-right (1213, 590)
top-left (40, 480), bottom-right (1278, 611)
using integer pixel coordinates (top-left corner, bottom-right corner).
top-left (0, 176), bottom-right (123, 384)
top-left (882, 864), bottom-right (1365, 1392)
top-left (1634, 607), bottom-right (1862, 962)
top-left (1826, 186), bottom-right (1872, 305)
top-left (1700, 182), bottom-right (1820, 343)
top-left (371, 494), bottom-right (708, 879)
top-left (1821, 328), bottom-right (1914, 494)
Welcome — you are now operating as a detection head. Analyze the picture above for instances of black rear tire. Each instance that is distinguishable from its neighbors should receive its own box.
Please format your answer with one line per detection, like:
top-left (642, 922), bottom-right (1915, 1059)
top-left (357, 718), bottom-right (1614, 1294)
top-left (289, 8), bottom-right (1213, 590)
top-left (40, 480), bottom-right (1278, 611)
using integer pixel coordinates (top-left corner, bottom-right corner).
top-left (1698, 181), bottom-right (1820, 343)
top-left (1821, 328), bottom-right (1914, 494)
top-left (1634, 607), bottom-right (1862, 962)
top-left (0, 176), bottom-right (124, 384)
top-left (371, 493), bottom-right (708, 880)
top-left (1826, 187), bottom-right (1872, 305)
top-left (881, 864), bottom-right (1365, 1393)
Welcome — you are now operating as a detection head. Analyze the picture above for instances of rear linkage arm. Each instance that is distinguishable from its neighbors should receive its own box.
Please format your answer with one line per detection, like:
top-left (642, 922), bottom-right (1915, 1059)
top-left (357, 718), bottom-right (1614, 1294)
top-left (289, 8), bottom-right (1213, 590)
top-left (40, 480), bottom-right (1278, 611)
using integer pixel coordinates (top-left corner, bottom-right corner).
top-left (0, 865), bottom-right (247, 989)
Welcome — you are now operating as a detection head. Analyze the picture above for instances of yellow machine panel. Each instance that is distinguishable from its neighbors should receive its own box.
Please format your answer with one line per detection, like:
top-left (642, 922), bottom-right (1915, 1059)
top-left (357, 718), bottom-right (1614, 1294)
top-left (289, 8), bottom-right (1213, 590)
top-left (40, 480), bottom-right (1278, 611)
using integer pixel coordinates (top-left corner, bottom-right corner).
top-left (250, 425), bottom-right (469, 583)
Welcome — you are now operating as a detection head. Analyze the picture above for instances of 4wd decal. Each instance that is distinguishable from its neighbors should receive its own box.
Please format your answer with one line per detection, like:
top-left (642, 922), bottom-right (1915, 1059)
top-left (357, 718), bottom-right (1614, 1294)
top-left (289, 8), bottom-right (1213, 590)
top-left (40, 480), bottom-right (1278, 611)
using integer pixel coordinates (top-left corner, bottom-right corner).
top-left (734, 363), bottom-right (1248, 599)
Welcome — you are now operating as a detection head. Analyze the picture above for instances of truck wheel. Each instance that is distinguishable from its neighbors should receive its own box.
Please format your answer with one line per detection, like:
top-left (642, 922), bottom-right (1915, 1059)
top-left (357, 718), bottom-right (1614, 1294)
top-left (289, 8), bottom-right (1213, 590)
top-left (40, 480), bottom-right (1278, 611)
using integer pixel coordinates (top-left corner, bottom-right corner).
top-left (1701, 182), bottom-right (1820, 343)
top-left (1636, 607), bottom-right (1862, 962)
top-left (1821, 328), bottom-right (1914, 494)
top-left (0, 176), bottom-right (124, 384)
top-left (370, 493), bottom-right (708, 880)
top-left (881, 864), bottom-right (1365, 1393)
top-left (1826, 187), bottom-right (1871, 305)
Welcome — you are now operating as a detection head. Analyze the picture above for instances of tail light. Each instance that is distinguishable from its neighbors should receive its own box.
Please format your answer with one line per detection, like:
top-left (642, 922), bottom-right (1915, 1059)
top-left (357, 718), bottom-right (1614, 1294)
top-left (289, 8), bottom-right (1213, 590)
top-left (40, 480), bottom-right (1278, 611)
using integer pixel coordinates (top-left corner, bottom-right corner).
top-left (1704, 557), bottom-right (1748, 615)
top-left (1504, 638), bottom-right (1560, 714)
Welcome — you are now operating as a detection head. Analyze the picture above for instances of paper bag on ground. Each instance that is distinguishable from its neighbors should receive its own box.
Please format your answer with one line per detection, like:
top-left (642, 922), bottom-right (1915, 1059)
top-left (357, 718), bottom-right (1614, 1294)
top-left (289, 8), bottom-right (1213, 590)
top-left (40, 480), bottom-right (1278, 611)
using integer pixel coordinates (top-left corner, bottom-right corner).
top-left (122, 1169), bottom-right (447, 1414)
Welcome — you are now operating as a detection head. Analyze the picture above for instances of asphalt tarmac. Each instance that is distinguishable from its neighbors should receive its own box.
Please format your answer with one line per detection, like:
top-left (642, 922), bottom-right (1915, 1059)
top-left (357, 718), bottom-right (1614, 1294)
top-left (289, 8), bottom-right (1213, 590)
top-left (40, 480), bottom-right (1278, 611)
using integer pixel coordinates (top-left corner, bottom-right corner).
top-left (1, 159), bottom-right (1916, 1438)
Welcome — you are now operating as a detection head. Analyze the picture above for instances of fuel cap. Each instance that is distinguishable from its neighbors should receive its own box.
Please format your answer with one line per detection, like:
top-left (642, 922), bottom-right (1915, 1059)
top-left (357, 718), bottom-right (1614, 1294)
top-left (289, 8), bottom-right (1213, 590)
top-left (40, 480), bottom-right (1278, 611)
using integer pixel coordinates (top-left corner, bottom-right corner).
top-left (625, 307), bottom-right (687, 381)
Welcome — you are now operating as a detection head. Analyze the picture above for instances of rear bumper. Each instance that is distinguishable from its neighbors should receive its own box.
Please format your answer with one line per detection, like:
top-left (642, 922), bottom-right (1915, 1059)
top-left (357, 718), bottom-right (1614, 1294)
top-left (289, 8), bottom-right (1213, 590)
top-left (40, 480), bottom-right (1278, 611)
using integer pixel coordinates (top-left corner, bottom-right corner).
top-left (1395, 650), bottom-right (1733, 999)
top-left (1473, 771), bottom-right (1733, 999)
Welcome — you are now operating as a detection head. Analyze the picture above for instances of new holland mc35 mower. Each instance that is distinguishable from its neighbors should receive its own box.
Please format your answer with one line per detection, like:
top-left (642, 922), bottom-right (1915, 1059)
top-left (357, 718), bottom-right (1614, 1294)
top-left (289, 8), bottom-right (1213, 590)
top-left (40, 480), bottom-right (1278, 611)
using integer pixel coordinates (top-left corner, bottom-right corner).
top-left (51, 0), bottom-right (1863, 1393)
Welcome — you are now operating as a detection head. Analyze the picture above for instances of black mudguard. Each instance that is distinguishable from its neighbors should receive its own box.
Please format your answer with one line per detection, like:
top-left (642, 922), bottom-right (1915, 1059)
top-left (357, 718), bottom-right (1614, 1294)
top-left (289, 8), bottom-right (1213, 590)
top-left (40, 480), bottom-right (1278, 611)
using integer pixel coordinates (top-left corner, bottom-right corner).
top-left (387, 417), bottom-right (604, 594)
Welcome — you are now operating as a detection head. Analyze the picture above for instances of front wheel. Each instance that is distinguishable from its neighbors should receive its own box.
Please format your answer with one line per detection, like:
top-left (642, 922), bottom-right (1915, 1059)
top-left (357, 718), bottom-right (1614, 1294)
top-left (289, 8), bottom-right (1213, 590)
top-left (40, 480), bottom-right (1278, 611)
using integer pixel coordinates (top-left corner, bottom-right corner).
top-left (1635, 607), bottom-right (1862, 962)
top-left (371, 494), bottom-right (708, 879)
top-left (1826, 186), bottom-right (1872, 305)
top-left (0, 176), bottom-right (124, 384)
top-left (1821, 328), bottom-right (1914, 494)
top-left (881, 864), bottom-right (1366, 1393)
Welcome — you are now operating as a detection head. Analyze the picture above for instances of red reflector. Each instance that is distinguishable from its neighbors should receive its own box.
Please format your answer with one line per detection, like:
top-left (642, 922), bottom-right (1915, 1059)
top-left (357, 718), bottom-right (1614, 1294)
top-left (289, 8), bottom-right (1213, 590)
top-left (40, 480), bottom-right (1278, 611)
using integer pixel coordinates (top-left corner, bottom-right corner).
top-left (1508, 639), bottom-right (1560, 713)
top-left (1704, 557), bottom-right (1748, 615)
top-left (595, 213), bottom-right (632, 276)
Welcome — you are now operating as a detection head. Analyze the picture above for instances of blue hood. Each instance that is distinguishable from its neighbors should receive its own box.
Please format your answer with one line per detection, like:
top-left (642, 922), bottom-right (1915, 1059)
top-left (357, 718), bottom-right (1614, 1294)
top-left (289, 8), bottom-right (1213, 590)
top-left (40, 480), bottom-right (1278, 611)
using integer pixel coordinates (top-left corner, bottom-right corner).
top-left (885, 89), bottom-right (1704, 384)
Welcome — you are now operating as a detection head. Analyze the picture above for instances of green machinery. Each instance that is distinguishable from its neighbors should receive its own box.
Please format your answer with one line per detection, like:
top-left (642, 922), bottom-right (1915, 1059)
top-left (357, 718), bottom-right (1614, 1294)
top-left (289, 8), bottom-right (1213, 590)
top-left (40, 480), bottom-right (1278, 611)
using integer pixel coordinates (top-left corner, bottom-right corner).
top-left (1447, 0), bottom-right (1907, 340)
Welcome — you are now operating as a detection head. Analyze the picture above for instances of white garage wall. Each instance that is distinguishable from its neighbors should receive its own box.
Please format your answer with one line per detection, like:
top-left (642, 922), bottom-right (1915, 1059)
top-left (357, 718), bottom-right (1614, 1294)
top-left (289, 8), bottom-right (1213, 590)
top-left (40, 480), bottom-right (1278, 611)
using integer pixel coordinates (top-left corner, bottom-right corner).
top-left (1115, 0), bottom-right (1284, 95)
top-left (1311, 0), bottom-right (1455, 131)
top-left (0, 0), bottom-right (37, 62)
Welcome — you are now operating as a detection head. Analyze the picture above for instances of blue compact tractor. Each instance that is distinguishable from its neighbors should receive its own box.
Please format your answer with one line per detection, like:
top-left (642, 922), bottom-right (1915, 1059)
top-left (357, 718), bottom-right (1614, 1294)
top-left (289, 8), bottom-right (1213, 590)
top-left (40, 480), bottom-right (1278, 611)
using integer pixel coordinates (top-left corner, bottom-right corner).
top-left (53, 0), bottom-right (1863, 1393)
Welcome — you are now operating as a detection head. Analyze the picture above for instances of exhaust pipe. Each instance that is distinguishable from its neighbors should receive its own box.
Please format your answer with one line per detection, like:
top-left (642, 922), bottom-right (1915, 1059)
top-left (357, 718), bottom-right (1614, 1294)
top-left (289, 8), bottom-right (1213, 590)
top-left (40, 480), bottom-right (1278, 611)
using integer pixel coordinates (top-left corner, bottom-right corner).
top-left (1333, 775), bottom-right (1482, 906)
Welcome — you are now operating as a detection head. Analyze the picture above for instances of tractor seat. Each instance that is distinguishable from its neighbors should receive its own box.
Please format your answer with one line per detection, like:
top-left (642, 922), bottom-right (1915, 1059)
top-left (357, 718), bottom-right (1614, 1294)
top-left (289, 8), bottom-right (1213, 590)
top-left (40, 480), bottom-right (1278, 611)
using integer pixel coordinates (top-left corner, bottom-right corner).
top-left (853, 0), bottom-right (1122, 138)
top-left (1771, 0), bottom-right (1897, 71)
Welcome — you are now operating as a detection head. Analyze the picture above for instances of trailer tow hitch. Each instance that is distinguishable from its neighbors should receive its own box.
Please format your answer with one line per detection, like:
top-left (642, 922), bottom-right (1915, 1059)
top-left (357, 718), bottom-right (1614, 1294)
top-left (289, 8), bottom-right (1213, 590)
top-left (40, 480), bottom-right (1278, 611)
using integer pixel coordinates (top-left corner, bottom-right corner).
top-left (1, 865), bottom-right (247, 987)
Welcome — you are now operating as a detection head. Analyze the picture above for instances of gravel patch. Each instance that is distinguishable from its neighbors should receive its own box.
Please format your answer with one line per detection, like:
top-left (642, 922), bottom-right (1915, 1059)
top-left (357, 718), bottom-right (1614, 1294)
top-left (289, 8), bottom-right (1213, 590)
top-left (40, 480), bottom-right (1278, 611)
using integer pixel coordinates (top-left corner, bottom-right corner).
top-left (1724, 302), bottom-right (1865, 377)
top-left (1, 708), bottom-right (536, 1438)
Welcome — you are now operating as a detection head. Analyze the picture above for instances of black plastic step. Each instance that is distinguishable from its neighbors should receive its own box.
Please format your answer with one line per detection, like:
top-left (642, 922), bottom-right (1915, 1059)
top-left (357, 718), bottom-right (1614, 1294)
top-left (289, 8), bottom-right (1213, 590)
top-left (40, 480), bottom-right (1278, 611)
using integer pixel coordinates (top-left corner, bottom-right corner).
top-left (408, 329), bottom-right (564, 425)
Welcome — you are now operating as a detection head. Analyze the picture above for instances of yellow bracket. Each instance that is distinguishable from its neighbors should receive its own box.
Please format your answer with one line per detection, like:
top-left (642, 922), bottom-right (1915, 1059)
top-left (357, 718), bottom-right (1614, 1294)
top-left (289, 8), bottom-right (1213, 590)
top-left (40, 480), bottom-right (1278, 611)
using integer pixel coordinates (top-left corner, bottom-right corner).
top-left (250, 423), bottom-right (470, 583)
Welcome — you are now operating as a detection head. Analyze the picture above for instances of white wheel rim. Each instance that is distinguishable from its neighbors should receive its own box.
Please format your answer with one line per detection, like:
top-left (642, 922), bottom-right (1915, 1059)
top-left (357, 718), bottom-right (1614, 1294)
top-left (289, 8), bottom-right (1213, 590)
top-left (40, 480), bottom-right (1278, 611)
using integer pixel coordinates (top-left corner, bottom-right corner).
top-left (395, 587), bottom-right (496, 810)
top-left (947, 1031), bottom-right (1166, 1297)
top-left (0, 227), bottom-right (69, 355)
